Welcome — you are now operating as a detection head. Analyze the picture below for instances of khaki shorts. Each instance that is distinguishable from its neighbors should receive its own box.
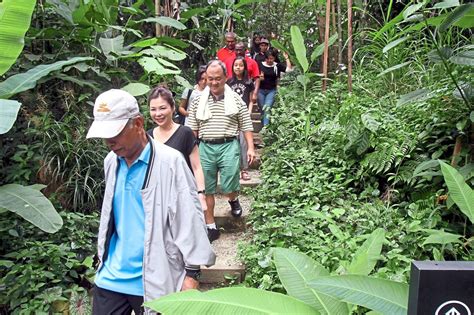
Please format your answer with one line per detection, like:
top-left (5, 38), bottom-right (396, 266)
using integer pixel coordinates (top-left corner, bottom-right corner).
top-left (199, 140), bottom-right (240, 194)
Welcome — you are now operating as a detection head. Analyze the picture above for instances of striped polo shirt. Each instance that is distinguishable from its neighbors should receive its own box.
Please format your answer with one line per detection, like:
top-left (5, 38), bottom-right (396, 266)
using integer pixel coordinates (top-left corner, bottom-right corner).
top-left (188, 92), bottom-right (253, 140)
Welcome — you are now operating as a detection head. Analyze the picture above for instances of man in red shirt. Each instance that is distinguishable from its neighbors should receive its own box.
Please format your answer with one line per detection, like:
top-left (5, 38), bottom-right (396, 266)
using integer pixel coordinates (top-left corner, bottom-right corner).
top-left (224, 42), bottom-right (260, 104)
top-left (217, 32), bottom-right (236, 62)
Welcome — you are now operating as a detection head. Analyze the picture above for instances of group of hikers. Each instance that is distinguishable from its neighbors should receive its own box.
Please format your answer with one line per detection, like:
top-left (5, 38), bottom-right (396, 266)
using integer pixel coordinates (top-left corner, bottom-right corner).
top-left (86, 31), bottom-right (292, 314)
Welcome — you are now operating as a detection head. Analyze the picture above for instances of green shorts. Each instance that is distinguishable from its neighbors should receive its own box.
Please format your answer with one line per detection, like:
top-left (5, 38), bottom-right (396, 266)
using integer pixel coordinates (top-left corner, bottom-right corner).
top-left (199, 140), bottom-right (240, 194)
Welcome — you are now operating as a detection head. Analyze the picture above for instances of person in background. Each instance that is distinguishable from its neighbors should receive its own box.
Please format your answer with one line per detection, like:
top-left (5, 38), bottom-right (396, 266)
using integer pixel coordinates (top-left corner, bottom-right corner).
top-left (253, 37), bottom-right (270, 65)
top-left (250, 32), bottom-right (261, 58)
top-left (178, 66), bottom-right (207, 126)
top-left (217, 32), bottom-right (237, 62)
top-left (87, 89), bottom-right (215, 314)
top-left (258, 48), bottom-right (292, 126)
top-left (224, 41), bottom-right (260, 104)
top-left (147, 85), bottom-right (208, 216)
top-left (188, 60), bottom-right (255, 243)
top-left (227, 56), bottom-right (255, 181)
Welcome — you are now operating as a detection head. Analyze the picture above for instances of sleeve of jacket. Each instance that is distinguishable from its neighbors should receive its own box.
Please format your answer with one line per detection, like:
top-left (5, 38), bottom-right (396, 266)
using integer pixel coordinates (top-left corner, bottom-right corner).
top-left (169, 155), bottom-right (216, 267)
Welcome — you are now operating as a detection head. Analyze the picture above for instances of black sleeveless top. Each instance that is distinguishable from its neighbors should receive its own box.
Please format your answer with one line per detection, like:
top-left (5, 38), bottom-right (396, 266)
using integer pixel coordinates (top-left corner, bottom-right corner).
top-left (147, 125), bottom-right (197, 171)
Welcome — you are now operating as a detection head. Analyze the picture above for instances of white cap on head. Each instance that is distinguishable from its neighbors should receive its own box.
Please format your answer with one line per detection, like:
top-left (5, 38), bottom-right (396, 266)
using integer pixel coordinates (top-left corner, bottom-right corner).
top-left (86, 89), bottom-right (140, 139)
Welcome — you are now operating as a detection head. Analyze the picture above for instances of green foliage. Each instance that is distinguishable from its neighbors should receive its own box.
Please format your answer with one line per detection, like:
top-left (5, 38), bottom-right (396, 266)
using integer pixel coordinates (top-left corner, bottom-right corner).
top-left (147, 248), bottom-right (408, 315)
top-left (0, 210), bottom-right (98, 314)
top-left (290, 25), bottom-right (308, 73)
top-left (272, 248), bottom-right (348, 315)
top-left (308, 275), bottom-right (408, 315)
top-left (439, 161), bottom-right (474, 223)
top-left (0, 99), bottom-right (21, 134)
top-left (145, 287), bottom-right (318, 315)
top-left (241, 76), bottom-right (472, 294)
top-left (0, 184), bottom-right (62, 233)
top-left (0, 0), bottom-right (36, 76)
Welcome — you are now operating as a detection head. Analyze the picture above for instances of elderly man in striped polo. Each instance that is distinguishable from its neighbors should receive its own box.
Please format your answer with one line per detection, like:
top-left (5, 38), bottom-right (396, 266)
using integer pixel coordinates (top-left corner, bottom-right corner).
top-left (188, 60), bottom-right (255, 243)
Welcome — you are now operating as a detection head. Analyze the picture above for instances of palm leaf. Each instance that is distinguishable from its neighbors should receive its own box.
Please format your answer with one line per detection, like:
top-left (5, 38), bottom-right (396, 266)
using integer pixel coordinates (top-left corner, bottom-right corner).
top-left (308, 275), bottom-right (408, 315)
top-left (121, 83), bottom-right (150, 96)
top-left (138, 17), bottom-right (186, 30)
top-left (382, 36), bottom-right (409, 54)
top-left (273, 248), bottom-right (348, 315)
top-left (449, 50), bottom-right (474, 66)
top-left (397, 88), bottom-right (431, 106)
top-left (144, 288), bottom-right (319, 314)
top-left (433, 0), bottom-right (460, 9)
top-left (438, 3), bottom-right (474, 32)
top-left (311, 34), bottom-right (338, 62)
top-left (377, 61), bottom-right (412, 77)
top-left (290, 25), bottom-right (308, 72)
top-left (0, 99), bottom-right (21, 134)
top-left (0, 0), bottom-right (37, 76)
top-left (0, 56), bottom-right (93, 99)
top-left (0, 184), bottom-right (63, 233)
top-left (439, 160), bottom-right (474, 223)
top-left (347, 228), bottom-right (385, 276)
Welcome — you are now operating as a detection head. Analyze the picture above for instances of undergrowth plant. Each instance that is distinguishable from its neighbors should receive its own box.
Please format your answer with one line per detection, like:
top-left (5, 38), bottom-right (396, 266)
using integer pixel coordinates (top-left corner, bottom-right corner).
top-left (240, 75), bottom-right (473, 292)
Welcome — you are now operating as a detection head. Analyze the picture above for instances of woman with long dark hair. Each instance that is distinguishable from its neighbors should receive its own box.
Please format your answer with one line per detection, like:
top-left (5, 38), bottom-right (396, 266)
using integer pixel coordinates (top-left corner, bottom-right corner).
top-left (227, 56), bottom-right (255, 181)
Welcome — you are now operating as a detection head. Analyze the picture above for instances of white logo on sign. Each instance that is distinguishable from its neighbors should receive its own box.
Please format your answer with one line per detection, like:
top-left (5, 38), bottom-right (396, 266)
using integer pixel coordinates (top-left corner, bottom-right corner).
top-left (446, 307), bottom-right (461, 315)
top-left (435, 300), bottom-right (471, 315)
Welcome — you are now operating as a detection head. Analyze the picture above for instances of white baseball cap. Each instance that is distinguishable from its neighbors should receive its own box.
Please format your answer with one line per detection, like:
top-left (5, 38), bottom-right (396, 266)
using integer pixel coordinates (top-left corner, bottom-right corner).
top-left (86, 89), bottom-right (140, 139)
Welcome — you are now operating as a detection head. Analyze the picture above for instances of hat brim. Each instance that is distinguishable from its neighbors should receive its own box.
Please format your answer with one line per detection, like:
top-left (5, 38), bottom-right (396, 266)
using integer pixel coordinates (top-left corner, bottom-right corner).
top-left (86, 119), bottom-right (129, 139)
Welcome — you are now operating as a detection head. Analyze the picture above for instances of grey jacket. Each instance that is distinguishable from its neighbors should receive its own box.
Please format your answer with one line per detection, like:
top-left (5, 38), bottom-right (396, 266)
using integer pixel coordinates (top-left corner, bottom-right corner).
top-left (96, 139), bottom-right (215, 312)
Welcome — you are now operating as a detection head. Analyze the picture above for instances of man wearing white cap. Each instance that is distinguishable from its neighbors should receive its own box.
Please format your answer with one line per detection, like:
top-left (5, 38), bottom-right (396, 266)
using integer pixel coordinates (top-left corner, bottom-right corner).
top-left (87, 89), bottom-right (215, 314)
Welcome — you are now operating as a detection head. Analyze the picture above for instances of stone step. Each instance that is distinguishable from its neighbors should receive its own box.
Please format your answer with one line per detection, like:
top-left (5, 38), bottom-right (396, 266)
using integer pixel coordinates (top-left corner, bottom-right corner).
top-left (252, 120), bottom-right (263, 133)
top-left (201, 231), bottom-right (246, 285)
top-left (213, 194), bottom-right (251, 232)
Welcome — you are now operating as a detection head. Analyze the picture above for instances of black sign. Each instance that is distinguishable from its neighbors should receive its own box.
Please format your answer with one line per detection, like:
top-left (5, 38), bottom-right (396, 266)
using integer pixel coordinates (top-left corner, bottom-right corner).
top-left (408, 261), bottom-right (474, 315)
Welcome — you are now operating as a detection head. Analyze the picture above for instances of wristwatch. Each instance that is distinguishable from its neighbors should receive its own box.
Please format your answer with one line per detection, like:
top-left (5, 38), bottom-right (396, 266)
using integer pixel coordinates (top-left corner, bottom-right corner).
top-left (185, 268), bottom-right (201, 281)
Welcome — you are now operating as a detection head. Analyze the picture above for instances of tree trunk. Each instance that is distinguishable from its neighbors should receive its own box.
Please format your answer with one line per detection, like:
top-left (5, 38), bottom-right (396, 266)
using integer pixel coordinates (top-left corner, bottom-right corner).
top-left (337, 0), bottom-right (343, 65)
top-left (347, 0), bottom-right (353, 93)
top-left (155, 0), bottom-right (161, 37)
top-left (322, 0), bottom-right (331, 92)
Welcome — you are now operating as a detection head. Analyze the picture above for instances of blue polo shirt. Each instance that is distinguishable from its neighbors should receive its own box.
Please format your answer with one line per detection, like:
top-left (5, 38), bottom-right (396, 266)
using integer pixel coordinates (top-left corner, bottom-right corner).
top-left (95, 143), bottom-right (151, 296)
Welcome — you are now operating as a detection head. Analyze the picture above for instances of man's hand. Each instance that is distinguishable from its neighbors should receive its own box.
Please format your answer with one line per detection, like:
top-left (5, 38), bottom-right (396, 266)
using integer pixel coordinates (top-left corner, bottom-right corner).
top-left (198, 193), bottom-right (208, 212)
top-left (251, 92), bottom-right (258, 104)
top-left (181, 276), bottom-right (199, 291)
top-left (247, 148), bottom-right (256, 165)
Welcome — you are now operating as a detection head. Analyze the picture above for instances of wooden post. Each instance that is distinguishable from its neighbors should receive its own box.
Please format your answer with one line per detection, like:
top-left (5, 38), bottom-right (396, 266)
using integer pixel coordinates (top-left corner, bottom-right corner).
top-left (322, 0), bottom-right (331, 92)
top-left (337, 0), bottom-right (343, 65)
top-left (155, 0), bottom-right (161, 37)
top-left (347, 0), bottom-right (353, 92)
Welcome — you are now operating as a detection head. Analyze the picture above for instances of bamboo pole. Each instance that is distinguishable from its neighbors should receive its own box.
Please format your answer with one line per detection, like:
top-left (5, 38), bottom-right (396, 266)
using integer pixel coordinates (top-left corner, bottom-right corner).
top-left (155, 0), bottom-right (161, 37)
top-left (347, 0), bottom-right (353, 92)
top-left (322, 0), bottom-right (331, 92)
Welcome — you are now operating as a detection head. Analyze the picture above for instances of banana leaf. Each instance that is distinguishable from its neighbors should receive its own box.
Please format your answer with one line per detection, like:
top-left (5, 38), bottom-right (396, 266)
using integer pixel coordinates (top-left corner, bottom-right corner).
top-left (0, 56), bottom-right (93, 99)
top-left (308, 275), bottom-right (408, 315)
top-left (290, 25), bottom-right (308, 73)
top-left (0, 184), bottom-right (63, 233)
top-left (144, 287), bottom-right (319, 314)
top-left (439, 160), bottom-right (474, 223)
top-left (0, 99), bottom-right (21, 134)
top-left (273, 248), bottom-right (348, 315)
top-left (347, 228), bottom-right (385, 275)
top-left (0, 0), bottom-right (37, 75)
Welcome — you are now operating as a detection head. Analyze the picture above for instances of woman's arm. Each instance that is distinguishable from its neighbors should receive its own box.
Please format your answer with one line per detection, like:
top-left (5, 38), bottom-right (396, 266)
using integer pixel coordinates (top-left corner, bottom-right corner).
top-left (283, 51), bottom-right (292, 71)
top-left (178, 98), bottom-right (189, 116)
top-left (189, 145), bottom-right (207, 212)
